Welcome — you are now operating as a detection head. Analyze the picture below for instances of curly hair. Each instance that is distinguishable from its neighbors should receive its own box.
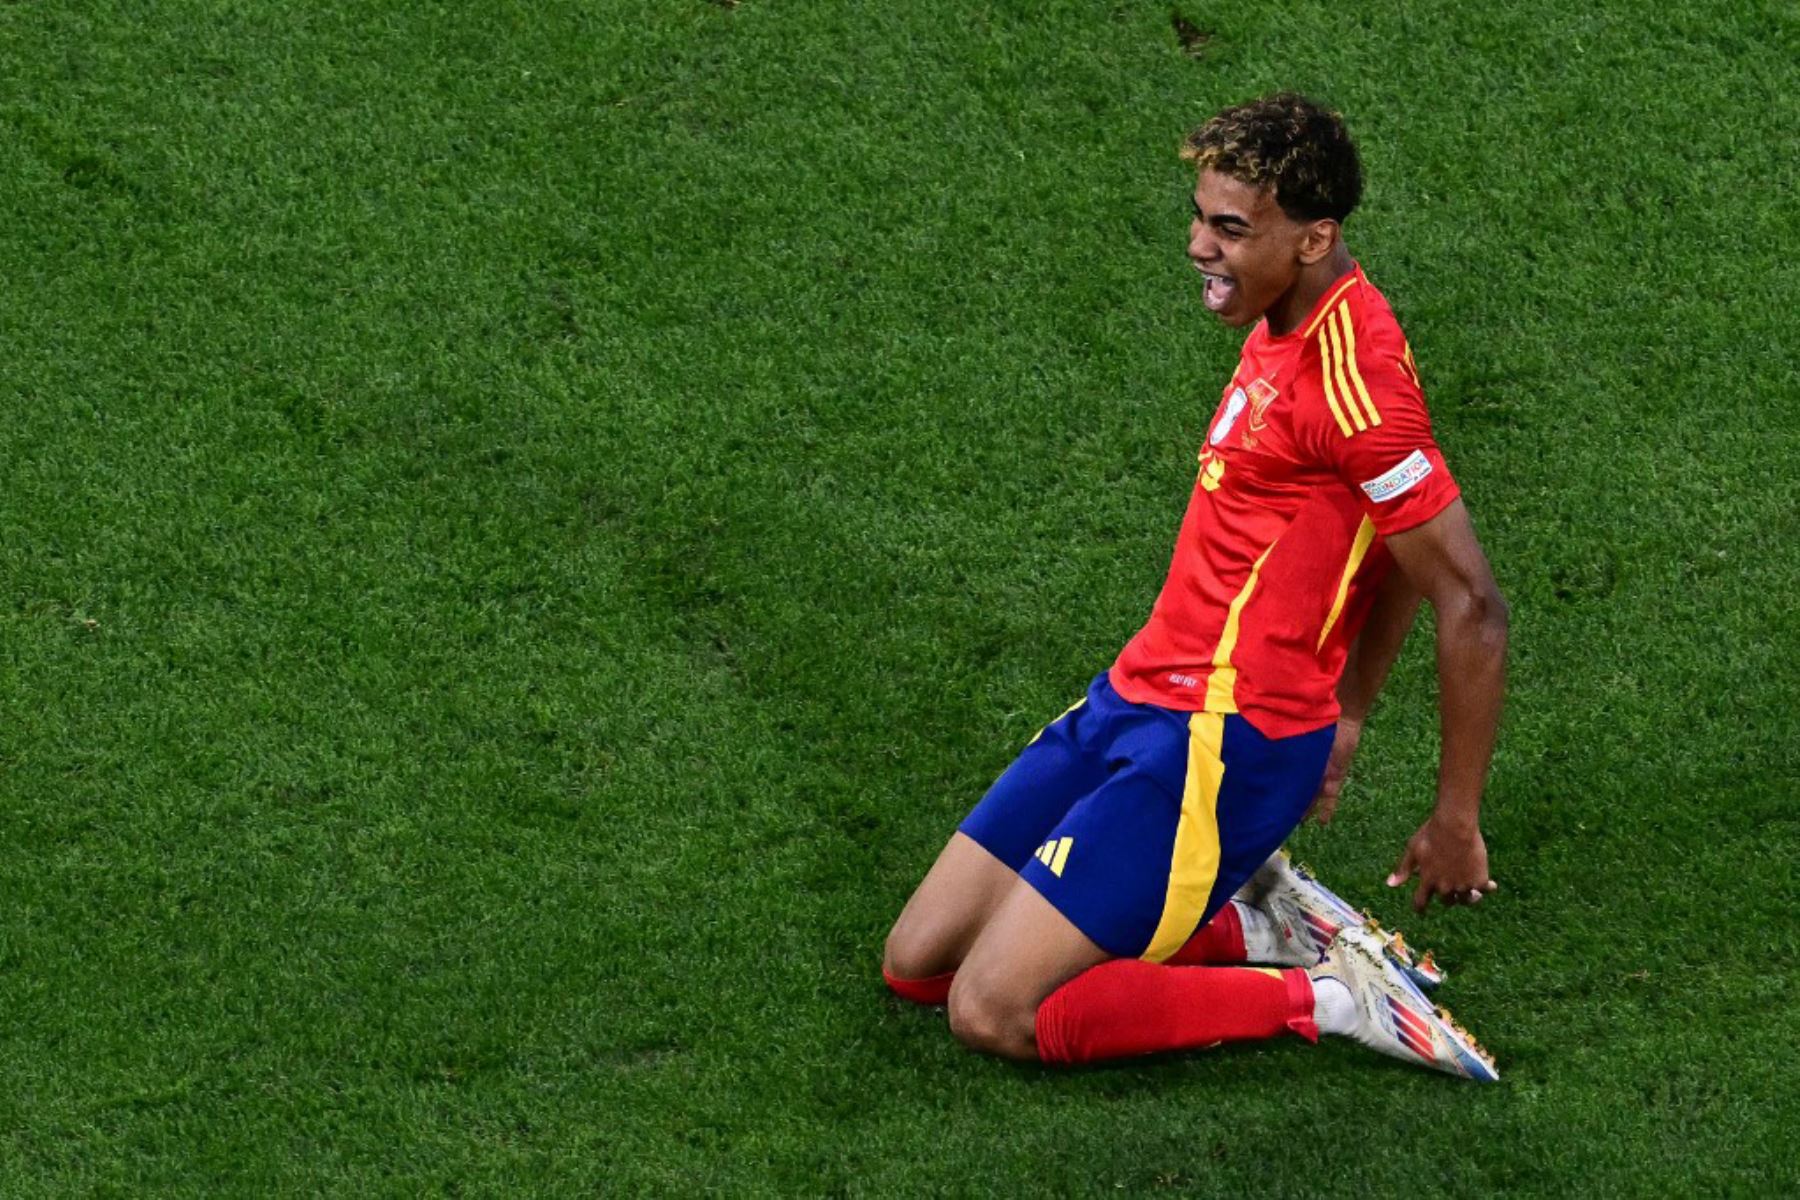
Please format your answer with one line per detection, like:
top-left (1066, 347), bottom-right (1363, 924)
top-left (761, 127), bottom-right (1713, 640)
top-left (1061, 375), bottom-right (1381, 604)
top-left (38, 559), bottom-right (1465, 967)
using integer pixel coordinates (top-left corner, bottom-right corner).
top-left (1181, 93), bottom-right (1363, 224)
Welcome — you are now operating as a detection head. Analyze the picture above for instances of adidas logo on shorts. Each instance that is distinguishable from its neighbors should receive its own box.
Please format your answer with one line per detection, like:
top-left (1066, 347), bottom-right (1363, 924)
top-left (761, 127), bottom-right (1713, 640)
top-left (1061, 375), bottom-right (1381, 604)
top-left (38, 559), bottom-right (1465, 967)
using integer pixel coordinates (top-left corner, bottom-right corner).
top-left (1034, 836), bottom-right (1074, 877)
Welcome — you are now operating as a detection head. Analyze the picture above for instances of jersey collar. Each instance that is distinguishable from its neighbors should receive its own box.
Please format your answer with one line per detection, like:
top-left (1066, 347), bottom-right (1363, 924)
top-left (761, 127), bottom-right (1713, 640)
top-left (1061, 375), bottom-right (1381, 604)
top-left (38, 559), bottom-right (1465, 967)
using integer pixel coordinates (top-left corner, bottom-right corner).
top-left (1262, 261), bottom-right (1363, 344)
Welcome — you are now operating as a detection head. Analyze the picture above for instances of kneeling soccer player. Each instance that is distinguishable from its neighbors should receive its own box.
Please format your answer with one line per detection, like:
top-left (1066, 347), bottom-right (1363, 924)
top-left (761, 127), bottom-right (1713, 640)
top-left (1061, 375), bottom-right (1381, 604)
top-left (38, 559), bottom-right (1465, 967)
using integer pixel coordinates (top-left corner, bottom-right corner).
top-left (883, 94), bottom-right (1508, 1081)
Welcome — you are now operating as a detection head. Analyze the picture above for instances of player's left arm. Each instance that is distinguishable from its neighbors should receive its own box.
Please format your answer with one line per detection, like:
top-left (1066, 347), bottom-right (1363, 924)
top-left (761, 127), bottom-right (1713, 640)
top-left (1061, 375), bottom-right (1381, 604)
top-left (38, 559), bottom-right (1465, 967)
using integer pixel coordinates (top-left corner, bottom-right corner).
top-left (1381, 499), bottom-right (1509, 912)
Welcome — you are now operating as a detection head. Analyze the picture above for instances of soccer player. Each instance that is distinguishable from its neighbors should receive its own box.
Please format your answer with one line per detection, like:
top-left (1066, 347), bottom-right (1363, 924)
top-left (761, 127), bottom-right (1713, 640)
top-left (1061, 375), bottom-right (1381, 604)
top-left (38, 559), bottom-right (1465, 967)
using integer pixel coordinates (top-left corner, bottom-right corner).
top-left (882, 94), bottom-right (1509, 1079)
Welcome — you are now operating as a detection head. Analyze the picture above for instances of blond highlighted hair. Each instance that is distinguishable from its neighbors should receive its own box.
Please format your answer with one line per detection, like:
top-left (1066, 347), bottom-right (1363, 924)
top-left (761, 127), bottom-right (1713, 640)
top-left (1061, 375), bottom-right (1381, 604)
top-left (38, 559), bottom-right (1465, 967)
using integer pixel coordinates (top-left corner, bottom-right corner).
top-left (1183, 93), bottom-right (1363, 223)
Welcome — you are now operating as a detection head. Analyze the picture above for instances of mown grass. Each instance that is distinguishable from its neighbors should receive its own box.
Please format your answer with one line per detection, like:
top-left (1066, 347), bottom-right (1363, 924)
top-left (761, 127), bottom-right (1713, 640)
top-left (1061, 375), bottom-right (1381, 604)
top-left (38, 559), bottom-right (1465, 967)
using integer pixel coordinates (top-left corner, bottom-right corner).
top-left (0, 0), bottom-right (1795, 1192)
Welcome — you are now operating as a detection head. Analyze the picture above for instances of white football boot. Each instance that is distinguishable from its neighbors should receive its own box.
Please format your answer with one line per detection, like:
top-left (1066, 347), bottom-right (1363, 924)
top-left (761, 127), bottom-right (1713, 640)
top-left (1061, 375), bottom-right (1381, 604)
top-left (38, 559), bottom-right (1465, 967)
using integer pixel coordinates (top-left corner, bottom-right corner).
top-left (1234, 851), bottom-right (1445, 988)
top-left (1313, 923), bottom-right (1499, 1083)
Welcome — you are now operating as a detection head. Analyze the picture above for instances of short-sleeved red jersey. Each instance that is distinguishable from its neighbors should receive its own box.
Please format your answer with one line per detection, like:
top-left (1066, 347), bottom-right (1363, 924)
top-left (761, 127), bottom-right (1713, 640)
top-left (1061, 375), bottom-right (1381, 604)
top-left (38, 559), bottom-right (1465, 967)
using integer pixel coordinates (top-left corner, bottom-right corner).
top-left (1109, 264), bottom-right (1459, 737)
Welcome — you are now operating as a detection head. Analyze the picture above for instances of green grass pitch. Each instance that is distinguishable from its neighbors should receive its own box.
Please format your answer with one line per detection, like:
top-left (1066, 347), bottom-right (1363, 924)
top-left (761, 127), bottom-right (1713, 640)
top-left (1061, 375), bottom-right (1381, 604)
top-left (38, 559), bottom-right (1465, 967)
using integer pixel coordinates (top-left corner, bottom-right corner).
top-left (1, 0), bottom-right (1797, 1192)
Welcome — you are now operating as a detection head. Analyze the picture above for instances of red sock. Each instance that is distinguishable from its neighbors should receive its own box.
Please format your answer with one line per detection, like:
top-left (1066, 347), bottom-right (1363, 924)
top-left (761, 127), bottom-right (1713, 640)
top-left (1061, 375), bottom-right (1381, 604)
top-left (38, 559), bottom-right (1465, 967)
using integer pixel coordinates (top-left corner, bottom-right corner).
top-left (1034, 960), bottom-right (1316, 1064)
top-left (883, 967), bottom-right (955, 1006)
top-left (1166, 902), bottom-right (1246, 965)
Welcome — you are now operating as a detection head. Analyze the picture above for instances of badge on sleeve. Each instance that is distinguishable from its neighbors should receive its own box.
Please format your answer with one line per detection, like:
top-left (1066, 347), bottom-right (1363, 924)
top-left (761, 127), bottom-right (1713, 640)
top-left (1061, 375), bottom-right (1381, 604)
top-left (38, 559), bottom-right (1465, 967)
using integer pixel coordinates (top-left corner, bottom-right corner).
top-left (1360, 449), bottom-right (1433, 503)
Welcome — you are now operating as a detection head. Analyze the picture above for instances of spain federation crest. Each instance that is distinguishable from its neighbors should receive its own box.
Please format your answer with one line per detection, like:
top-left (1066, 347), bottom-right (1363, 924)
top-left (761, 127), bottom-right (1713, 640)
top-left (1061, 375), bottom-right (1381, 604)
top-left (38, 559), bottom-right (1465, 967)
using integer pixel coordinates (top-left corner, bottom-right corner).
top-left (1246, 377), bottom-right (1279, 431)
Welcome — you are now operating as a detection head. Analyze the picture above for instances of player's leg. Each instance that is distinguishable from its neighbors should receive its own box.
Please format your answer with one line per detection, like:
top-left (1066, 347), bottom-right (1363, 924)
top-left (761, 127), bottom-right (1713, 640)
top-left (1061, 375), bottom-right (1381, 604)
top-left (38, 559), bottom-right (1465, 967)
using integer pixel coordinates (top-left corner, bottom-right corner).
top-left (1310, 923), bottom-right (1498, 1081)
top-left (1166, 854), bottom-right (1361, 966)
top-left (1165, 900), bottom-right (1250, 965)
top-left (946, 861), bottom-right (1319, 1064)
top-left (953, 707), bottom-right (1338, 1064)
top-left (882, 832), bottom-right (1017, 1000)
top-left (945, 874), bottom-right (1111, 1059)
top-left (1167, 853), bottom-right (1447, 991)
top-left (882, 678), bottom-right (1110, 1002)
top-left (1161, 718), bottom-right (1448, 983)
top-left (939, 702), bottom-right (1491, 1075)
top-left (1226, 850), bottom-right (1448, 985)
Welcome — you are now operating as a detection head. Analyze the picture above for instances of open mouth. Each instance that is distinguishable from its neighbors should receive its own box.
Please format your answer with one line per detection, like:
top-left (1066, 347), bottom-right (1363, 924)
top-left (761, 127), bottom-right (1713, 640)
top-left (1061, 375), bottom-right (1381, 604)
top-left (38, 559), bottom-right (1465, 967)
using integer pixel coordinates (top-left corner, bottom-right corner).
top-left (1193, 263), bottom-right (1237, 312)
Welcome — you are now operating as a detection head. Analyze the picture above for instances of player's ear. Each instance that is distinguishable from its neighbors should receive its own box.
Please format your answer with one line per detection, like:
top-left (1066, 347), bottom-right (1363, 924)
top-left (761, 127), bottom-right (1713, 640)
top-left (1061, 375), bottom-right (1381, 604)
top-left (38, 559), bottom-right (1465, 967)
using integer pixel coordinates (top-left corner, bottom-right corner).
top-left (1297, 218), bottom-right (1340, 265)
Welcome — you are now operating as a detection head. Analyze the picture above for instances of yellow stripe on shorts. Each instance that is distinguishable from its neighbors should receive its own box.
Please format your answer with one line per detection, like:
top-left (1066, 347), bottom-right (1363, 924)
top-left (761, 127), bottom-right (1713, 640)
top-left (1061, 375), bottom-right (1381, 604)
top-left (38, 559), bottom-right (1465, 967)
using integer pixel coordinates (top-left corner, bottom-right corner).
top-left (1026, 696), bottom-right (1085, 747)
top-left (1143, 712), bottom-right (1226, 963)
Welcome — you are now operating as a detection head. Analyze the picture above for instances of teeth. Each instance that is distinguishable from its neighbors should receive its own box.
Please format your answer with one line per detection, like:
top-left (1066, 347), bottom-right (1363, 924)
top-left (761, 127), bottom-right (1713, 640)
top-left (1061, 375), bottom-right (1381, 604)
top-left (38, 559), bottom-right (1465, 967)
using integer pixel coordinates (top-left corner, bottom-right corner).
top-left (1198, 270), bottom-right (1234, 313)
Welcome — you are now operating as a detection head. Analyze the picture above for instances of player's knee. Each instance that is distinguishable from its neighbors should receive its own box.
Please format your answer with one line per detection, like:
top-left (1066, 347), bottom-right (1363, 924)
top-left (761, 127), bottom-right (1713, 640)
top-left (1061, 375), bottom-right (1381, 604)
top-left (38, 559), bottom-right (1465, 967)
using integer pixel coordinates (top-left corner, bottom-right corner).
top-left (946, 977), bottom-right (1034, 1059)
top-left (881, 925), bottom-right (923, 982)
top-left (883, 913), bottom-right (958, 982)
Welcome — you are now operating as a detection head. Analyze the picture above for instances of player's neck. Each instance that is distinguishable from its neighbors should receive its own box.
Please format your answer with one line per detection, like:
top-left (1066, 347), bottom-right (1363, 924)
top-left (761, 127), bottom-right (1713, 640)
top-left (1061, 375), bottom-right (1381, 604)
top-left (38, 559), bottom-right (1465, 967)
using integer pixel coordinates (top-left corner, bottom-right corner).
top-left (1263, 247), bottom-right (1356, 338)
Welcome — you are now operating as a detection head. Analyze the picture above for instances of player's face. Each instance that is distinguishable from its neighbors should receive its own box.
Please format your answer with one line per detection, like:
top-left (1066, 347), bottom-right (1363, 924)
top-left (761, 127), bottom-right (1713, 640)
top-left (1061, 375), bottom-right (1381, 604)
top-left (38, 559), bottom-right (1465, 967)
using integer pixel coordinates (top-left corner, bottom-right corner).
top-left (1187, 169), bottom-right (1311, 328)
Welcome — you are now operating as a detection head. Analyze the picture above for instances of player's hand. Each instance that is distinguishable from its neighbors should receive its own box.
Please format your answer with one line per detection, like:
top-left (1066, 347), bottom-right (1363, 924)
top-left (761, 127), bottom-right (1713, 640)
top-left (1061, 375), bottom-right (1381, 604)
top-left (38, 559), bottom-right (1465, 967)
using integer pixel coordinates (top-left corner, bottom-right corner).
top-left (1387, 813), bottom-right (1497, 913)
top-left (1306, 718), bottom-right (1362, 825)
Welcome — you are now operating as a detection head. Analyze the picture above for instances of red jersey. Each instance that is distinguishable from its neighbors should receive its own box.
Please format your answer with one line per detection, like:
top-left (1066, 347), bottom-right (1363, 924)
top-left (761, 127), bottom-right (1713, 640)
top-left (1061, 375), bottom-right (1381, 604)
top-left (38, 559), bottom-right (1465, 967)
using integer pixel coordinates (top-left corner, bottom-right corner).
top-left (1110, 264), bottom-right (1460, 737)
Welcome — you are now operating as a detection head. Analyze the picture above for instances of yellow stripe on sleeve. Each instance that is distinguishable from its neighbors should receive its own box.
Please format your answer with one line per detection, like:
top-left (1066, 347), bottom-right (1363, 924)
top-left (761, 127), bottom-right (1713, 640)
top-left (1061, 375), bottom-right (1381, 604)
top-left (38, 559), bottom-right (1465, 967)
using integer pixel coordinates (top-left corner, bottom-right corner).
top-left (1316, 516), bottom-right (1378, 651)
top-left (1316, 330), bottom-right (1355, 438)
top-left (1324, 312), bottom-right (1368, 434)
top-left (1143, 712), bottom-right (1226, 962)
top-left (1334, 305), bottom-right (1381, 428)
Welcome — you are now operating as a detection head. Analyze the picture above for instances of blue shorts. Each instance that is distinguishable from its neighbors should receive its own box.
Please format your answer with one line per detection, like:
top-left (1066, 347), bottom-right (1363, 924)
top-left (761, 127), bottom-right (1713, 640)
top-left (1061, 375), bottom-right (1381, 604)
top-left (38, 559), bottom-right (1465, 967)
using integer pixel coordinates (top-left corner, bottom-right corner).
top-left (959, 672), bottom-right (1334, 961)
